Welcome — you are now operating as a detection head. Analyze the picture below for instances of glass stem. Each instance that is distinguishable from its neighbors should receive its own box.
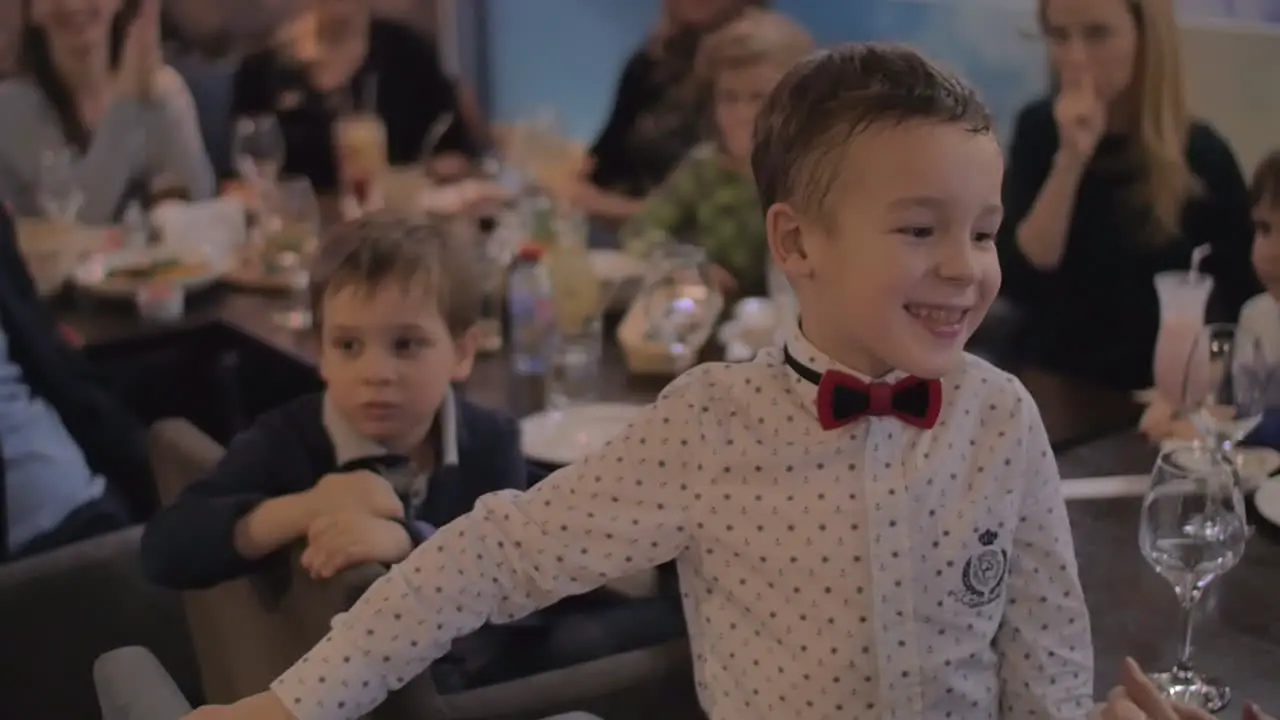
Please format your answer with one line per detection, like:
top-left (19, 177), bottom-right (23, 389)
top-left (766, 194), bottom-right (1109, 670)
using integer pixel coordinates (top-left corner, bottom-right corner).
top-left (1176, 596), bottom-right (1198, 672)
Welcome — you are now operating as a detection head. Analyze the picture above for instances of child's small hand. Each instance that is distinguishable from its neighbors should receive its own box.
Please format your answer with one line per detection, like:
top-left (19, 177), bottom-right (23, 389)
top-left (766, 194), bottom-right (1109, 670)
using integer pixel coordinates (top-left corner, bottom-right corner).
top-left (308, 470), bottom-right (404, 521)
top-left (301, 513), bottom-right (412, 579)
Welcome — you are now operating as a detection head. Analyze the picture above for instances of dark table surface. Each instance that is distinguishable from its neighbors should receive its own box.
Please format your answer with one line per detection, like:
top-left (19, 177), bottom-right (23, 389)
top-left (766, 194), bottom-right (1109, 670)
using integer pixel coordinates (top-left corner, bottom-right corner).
top-left (60, 288), bottom-right (1279, 712)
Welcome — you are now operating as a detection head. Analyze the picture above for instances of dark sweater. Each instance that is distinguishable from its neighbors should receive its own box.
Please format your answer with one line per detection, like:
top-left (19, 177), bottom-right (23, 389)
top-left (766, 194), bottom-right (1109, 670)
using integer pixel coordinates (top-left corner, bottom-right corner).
top-left (588, 47), bottom-right (702, 199)
top-left (231, 19), bottom-right (476, 193)
top-left (140, 392), bottom-right (529, 590)
top-left (997, 98), bottom-right (1259, 391)
top-left (0, 207), bottom-right (153, 558)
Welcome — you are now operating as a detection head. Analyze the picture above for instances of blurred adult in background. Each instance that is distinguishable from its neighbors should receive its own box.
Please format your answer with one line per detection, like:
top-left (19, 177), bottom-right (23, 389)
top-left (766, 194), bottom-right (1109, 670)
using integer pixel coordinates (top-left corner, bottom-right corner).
top-left (231, 0), bottom-right (477, 193)
top-left (998, 0), bottom-right (1257, 391)
top-left (0, 1), bottom-right (21, 77)
top-left (0, 0), bottom-right (216, 223)
top-left (559, 0), bottom-right (766, 222)
top-left (0, 205), bottom-right (152, 562)
top-left (160, 1), bottom-right (239, 179)
top-left (620, 9), bottom-right (812, 297)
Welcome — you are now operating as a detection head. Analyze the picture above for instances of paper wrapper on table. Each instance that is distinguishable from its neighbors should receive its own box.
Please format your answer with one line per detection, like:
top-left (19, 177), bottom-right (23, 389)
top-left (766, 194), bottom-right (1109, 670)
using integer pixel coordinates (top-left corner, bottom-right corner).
top-left (617, 283), bottom-right (723, 377)
top-left (16, 218), bottom-right (112, 297)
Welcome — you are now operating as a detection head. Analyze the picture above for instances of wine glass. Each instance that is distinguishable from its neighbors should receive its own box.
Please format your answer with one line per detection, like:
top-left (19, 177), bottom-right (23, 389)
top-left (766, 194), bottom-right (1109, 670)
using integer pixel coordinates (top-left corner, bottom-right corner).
top-left (233, 114), bottom-right (286, 194)
top-left (1184, 323), bottom-right (1273, 455)
top-left (1139, 443), bottom-right (1250, 711)
top-left (37, 147), bottom-right (83, 221)
top-left (261, 177), bottom-right (320, 330)
top-left (639, 243), bottom-right (717, 352)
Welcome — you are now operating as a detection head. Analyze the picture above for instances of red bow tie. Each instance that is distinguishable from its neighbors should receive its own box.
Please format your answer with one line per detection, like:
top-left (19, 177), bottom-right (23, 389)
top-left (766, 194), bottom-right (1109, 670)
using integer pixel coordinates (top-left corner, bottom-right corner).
top-left (784, 347), bottom-right (943, 431)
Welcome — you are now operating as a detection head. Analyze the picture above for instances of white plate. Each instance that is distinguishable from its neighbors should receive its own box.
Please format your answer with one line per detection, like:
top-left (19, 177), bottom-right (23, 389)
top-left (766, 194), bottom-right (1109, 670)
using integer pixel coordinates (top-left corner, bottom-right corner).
top-left (72, 244), bottom-right (228, 299)
top-left (520, 403), bottom-right (643, 465)
top-left (1254, 480), bottom-right (1280, 528)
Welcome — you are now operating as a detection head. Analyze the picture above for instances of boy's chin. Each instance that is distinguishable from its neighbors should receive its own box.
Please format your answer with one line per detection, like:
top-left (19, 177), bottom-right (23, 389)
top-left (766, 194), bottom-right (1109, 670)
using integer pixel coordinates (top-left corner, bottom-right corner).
top-left (886, 340), bottom-right (969, 380)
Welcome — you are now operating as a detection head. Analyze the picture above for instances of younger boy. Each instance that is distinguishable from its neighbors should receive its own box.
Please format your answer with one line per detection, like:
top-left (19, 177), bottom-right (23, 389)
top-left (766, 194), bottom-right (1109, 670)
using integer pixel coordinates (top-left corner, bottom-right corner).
top-left (142, 212), bottom-right (526, 589)
top-left (187, 44), bottom-right (1094, 720)
top-left (620, 9), bottom-right (813, 297)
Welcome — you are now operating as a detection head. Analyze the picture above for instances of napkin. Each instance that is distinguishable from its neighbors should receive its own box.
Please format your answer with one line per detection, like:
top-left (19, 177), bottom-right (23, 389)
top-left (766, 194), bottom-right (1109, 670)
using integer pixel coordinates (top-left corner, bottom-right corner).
top-left (151, 198), bottom-right (247, 262)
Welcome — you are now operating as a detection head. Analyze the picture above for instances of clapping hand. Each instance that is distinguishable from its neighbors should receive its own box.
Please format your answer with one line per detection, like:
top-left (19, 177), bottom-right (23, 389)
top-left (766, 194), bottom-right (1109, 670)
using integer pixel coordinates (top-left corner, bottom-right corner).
top-left (1053, 67), bottom-right (1106, 165)
top-left (114, 0), bottom-right (160, 100)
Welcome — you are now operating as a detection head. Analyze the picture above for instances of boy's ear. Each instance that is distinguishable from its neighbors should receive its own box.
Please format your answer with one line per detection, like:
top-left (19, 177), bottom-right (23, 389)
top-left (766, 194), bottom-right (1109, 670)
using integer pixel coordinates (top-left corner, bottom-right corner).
top-left (450, 326), bottom-right (479, 382)
top-left (766, 201), bottom-right (815, 282)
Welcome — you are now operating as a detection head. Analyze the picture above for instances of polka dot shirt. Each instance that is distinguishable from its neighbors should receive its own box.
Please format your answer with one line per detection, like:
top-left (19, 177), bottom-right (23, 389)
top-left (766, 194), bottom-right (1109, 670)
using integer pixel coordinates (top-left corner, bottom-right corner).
top-left (272, 328), bottom-right (1095, 720)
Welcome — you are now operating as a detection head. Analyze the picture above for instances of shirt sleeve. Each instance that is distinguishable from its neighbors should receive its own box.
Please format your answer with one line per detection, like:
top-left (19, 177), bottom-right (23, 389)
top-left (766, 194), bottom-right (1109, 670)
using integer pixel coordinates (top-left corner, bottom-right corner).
top-left (618, 150), bottom-right (703, 257)
top-left (996, 383), bottom-right (1095, 718)
top-left (269, 372), bottom-right (708, 720)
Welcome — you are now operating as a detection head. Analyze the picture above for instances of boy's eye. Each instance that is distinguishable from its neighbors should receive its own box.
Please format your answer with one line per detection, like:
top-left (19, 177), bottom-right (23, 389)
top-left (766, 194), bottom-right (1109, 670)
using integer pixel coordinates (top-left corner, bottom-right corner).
top-left (896, 226), bottom-right (935, 239)
top-left (973, 232), bottom-right (996, 244)
top-left (392, 335), bottom-right (429, 355)
top-left (1256, 220), bottom-right (1274, 237)
top-left (333, 337), bottom-right (362, 354)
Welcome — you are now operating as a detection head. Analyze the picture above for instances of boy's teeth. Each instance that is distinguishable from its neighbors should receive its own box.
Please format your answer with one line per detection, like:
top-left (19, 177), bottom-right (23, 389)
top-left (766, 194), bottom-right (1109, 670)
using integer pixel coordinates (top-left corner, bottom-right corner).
top-left (906, 305), bottom-right (965, 324)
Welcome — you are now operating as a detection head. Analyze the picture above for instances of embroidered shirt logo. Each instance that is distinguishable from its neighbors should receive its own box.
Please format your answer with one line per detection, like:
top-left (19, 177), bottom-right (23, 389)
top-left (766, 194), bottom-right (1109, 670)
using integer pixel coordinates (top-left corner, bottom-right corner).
top-left (950, 528), bottom-right (1008, 609)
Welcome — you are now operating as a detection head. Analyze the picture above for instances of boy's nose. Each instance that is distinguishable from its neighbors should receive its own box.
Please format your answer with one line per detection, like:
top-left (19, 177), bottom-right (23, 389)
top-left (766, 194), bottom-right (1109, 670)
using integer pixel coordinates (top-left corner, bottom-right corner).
top-left (936, 242), bottom-right (979, 283)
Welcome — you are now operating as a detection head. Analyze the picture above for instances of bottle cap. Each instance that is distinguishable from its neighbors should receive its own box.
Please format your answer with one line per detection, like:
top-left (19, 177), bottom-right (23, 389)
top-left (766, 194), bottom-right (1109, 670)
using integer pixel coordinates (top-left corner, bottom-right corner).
top-left (516, 244), bottom-right (544, 262)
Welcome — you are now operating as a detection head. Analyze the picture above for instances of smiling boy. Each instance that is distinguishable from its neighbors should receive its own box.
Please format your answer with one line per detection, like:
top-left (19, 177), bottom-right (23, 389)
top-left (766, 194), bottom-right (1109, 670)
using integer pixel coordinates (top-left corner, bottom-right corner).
top-left (186, 44), bottom-right (1094, 720)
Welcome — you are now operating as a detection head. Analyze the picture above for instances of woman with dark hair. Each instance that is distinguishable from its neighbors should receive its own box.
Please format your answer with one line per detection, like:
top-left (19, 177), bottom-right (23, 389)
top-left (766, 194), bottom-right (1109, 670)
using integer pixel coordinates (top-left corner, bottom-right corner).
top-left (0, 0), bottom-right (215, 223)
top-left (231, 0), bottom-right (477, 194)
top-left (556, 0), bottom-right (767, 221)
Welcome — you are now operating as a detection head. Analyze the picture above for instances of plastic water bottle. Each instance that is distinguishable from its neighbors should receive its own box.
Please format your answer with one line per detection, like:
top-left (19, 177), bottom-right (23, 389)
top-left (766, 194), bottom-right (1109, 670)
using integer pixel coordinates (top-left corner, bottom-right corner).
top-left (508, 244), bottom-right (554, 375)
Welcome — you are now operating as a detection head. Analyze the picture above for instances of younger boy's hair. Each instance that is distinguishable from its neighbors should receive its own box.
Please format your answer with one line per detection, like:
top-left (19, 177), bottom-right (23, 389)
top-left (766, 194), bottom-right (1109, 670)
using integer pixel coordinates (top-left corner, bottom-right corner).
top-left (751, 43), bottom-right (994, 218)
top-left (1251, 150), bottom-right (1280, 209)
top-left (309, 210), bottom-right (481, 336)
top-left (694, 9), bottom-right (814, 87)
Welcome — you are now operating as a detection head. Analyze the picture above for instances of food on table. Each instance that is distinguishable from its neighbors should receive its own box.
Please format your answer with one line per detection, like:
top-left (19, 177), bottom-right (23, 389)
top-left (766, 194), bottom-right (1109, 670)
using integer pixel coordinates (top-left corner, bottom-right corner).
top-left (107, 257), bottom-right (209, 282)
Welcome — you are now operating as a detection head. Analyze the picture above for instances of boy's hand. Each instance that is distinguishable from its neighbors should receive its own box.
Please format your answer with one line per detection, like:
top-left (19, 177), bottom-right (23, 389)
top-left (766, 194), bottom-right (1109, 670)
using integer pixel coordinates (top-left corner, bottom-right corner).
top-left (308, 470), bottom-right (405, 521)
top-left (184, 690), bottom-right (296, 720)
top-left (301, 513), bottom-right (412, 579)
top-left (1093, 658), bottom-right (1275, 720)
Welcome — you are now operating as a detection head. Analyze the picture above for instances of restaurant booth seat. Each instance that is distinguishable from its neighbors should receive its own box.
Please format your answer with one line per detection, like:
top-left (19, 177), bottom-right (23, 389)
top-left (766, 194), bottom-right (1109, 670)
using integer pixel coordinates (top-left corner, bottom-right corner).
top-left (150, 417), bottom-right (699, 720)
top-left (0, 423), bottom-right (203, 720)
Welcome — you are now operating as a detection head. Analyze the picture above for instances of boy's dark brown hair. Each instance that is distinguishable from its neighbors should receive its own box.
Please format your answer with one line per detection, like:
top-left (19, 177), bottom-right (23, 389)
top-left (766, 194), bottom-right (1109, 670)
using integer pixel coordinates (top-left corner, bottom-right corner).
top-left (751, 42), bottom-right (994, 218)
top-left (308, 210), bottom-right (481, 337)
top-left (1251, 151), bottom-right (1280, 209)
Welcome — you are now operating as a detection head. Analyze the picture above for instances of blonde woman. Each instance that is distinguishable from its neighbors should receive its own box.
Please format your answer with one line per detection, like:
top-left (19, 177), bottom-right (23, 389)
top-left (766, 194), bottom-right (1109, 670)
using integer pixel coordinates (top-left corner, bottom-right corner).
top-left (620, 9), bottom-right (812, 297)
top-left (997, 0), bottom-right (1257, 391)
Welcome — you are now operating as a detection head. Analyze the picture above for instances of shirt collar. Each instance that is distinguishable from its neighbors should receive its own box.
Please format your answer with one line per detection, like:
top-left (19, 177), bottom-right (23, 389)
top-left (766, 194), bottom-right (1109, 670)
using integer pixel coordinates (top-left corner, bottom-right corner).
top-left (323, 386), bottom-right (460, 467)
top-left (779, 322), bottom-right (912, 422)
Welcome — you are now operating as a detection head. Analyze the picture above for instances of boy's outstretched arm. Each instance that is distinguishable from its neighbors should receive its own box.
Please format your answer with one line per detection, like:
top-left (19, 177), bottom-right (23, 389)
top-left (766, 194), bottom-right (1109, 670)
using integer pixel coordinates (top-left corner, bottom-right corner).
top-left (267, 373), bottom-right (708, 720)
top-left (997, 383), bottom-right (1095, 718)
